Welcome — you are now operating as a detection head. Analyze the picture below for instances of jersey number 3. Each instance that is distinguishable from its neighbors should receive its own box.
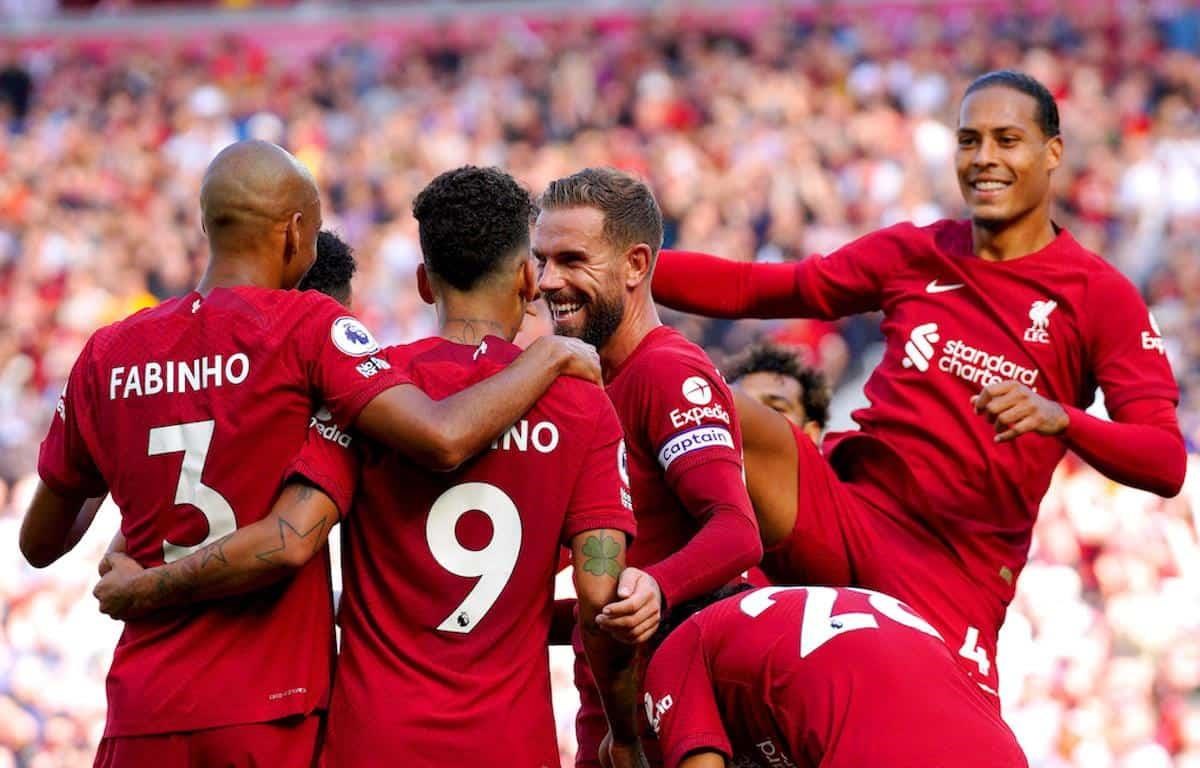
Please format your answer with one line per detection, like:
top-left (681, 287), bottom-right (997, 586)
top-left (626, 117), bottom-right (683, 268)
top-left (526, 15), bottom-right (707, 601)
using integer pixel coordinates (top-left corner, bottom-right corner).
top-left (426, 482), bottom-right (522, 634)
top-left (148, 420), bottom-right (237, 564)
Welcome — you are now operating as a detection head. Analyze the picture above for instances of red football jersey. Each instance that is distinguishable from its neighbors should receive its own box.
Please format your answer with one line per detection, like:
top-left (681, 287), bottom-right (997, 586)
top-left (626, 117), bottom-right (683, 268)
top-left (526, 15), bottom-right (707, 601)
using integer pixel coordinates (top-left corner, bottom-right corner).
top-left (37, 287), bottom-right (405, 737)
top-left (797, 221), bottom-right (1177, 604)
top-left (575, 325), bottom-right (754, 767)
top-left (605, 325), bottom-right (745, 588)
top-left (643, 586), bottom-right (1029, 768)
top-left (302, 336), bottom-right (635, 768)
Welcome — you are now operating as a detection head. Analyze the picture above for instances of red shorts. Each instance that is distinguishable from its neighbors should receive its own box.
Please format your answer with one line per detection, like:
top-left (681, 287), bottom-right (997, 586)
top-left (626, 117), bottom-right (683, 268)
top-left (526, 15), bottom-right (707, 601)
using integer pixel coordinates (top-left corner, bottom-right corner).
top-left (94, 714), bottom-right (323, 768)
top-left (761, 431), bottom-right (1007, 702)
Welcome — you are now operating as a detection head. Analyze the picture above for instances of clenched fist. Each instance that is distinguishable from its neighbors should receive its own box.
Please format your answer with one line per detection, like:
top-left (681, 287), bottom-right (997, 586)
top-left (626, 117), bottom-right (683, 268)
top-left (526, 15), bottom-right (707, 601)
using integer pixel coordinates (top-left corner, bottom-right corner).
top-left (972, 380), bottom-right (1069, 443)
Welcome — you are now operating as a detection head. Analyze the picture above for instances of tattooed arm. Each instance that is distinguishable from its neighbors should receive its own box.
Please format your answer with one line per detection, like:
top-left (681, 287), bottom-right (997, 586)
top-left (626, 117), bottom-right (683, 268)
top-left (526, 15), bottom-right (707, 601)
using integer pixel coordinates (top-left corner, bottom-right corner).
top-left (93, 481), bottom-right (336, 620)
top-left (574, 530), bottom-right (645, 766)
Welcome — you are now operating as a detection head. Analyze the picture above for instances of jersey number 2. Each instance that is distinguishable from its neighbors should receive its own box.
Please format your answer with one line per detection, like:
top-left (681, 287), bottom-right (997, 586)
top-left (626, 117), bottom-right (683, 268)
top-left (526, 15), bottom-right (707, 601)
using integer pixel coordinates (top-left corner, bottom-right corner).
top-left (148, 420), bottom-right (237, 563)
top-left (426, 482), bottom-right (522, 634)
top-left (741, 586), bottom-right (943, 658)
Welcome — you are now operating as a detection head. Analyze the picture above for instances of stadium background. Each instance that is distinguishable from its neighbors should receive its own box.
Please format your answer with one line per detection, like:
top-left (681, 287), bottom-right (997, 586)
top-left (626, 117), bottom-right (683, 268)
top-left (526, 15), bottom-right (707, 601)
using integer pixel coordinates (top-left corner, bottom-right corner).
top-left (1, 0), bottom-right (1199, 766)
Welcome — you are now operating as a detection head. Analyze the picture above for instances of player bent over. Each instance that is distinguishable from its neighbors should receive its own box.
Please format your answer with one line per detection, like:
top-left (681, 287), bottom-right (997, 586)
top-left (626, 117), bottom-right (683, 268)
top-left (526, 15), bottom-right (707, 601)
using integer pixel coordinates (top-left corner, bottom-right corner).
top-left (643, 585), bottom-right (1028, 768)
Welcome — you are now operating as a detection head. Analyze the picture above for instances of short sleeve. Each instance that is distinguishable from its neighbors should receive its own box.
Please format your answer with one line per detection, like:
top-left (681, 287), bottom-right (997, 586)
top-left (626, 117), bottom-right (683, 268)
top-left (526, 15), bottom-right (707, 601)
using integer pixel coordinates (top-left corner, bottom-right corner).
top-left (791, 224), bottom-right (912, 318)
top-left (561, 396), bottom-right (637, 545)
top-left (1083, 271), bottom-right (1179, 412)
top-left (290, 293), bottom-right (411, 426)
top-left (286, 407), bottom-right (361, 519)
top-left (640, 356), bottom-right (742, 483)
top-left (643, 620), bottom-right (732, 768)
top-left (37, 337), bottom-right (106, 498)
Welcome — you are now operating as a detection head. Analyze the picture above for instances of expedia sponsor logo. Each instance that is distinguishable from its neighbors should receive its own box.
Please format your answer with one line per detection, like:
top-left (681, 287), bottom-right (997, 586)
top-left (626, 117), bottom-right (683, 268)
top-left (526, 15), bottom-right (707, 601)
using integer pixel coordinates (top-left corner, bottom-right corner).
top-left (1143, 312), bottom-right (1165, 354)
top-left (643, 692), bottom-right (673, 734)
top-left (310, 407), bottom-right (352, 448)
top-left (657, 426), bottom-right (734, 470)
top-left (670, 402), bottom-right (731, 429)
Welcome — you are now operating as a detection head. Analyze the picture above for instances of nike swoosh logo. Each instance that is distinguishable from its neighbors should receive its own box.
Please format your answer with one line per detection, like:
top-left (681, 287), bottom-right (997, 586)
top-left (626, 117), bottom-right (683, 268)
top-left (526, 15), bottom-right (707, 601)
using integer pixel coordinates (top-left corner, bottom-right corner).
top-left (926, 280), bottom-right (965, 294)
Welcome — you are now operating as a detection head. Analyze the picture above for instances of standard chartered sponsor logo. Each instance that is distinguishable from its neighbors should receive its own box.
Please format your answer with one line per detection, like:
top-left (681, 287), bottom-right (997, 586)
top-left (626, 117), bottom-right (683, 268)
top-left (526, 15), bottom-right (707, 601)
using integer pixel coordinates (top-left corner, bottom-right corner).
top-left (657, 426), bottom-right (734, 470)
top-left (902, 322), bottom-right (1040, 390)
top-left (755, 739), bottom-right (799, 768)
top-left (940, 339), bottom-right (1039, 388)
top-left (901, 323), bottom-right (940, 372)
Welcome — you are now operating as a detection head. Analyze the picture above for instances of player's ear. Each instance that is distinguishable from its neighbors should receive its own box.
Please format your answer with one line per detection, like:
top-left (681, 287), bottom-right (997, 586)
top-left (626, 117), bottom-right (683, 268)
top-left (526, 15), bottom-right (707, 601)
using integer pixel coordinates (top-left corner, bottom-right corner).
top-left (518, 257), bottom-right (539, 303)
top-left (416, 263), bottom-right (436, 305)
top-left (283, 211), bottom-right (302, 266)
top-left (1045, 134), bottom-right (1063, 173)
top-left (624, 243), bottom-right (653, 289)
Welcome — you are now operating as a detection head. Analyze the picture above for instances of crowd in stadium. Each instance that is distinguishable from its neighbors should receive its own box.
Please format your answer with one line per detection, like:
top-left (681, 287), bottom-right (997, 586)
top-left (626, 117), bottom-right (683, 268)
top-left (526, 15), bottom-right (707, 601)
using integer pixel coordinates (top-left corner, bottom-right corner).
top-left (1, 2), bottom-right (1200, 766)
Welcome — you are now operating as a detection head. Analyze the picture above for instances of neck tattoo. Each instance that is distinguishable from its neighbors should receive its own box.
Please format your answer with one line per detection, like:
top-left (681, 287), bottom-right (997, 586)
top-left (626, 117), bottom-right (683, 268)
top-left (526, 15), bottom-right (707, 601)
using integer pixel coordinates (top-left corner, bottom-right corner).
top-left (445, 318), bottom-right (508, 345)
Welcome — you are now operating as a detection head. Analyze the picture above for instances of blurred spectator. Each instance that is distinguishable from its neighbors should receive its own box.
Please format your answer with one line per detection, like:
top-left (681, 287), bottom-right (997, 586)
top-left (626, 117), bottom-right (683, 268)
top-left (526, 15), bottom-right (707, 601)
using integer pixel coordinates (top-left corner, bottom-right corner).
top-left (0, 3), bottom-right (1197, 767)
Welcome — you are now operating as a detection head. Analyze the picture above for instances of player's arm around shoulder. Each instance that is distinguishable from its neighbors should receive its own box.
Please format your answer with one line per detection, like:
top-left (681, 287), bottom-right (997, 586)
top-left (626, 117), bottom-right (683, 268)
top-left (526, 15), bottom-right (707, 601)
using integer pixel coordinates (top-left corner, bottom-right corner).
top-left (94, 479), bottom-right (339, 620)
top-left (354, 334), bottom-right (601, 471)
top-left (93, 421), bottom-right (356, 620)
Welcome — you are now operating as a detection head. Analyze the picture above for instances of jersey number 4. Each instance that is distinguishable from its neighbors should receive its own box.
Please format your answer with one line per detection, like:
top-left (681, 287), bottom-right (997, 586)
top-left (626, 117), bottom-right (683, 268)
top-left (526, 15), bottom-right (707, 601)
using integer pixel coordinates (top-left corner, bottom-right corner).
top-left (740, 586), bottom-right (943, 657)
top-left (426, 482), bottom-right (522, 634)
top-left (148, 419), bottom-right (237, 564)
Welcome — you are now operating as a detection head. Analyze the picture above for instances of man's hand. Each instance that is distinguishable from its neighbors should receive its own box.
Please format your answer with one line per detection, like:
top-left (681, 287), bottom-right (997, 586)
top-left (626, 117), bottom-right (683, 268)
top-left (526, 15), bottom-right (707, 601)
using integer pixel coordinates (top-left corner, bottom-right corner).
top-left (531, 335), bottom-right (602, 385)
top-left (599, 731), bottom-right (649, 768)
top-left (596, 567), bottom-right (661, 644)
top-left (94, 552), bottom-right (148, 620)
top-left (972, 380), bottom-right (1069, 443)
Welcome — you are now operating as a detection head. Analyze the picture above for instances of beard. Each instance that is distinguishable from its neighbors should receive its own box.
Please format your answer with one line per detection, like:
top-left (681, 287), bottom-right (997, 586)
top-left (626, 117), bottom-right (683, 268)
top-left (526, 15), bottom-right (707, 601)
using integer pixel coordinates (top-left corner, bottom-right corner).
top-left (550, 289), bottom-right (626, 350)
top-left (580, 291), bottom-right (625, 349)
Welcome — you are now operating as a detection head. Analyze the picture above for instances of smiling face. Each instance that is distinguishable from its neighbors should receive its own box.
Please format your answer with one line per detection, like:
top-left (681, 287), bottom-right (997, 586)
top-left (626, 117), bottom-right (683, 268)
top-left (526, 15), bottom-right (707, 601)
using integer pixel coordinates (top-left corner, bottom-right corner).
top-left (532, 206), bottom-right (627, 350)
top-left (956, 86), bottom-right (1062, 228)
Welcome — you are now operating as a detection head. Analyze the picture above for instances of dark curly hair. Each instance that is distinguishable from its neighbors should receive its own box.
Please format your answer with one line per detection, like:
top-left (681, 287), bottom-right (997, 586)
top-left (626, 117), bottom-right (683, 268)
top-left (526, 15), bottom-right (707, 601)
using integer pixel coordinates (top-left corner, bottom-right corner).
top-left (412, 166), bottom-right (538, 291)
top-left (964, 70), bottom-right (1060, 138)
top-left (725, 341), bottom-right (831, 429)
top-left (653, 582), bottom-right (755, 646)
top-left (299, 230), bottom-right (356, 307)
